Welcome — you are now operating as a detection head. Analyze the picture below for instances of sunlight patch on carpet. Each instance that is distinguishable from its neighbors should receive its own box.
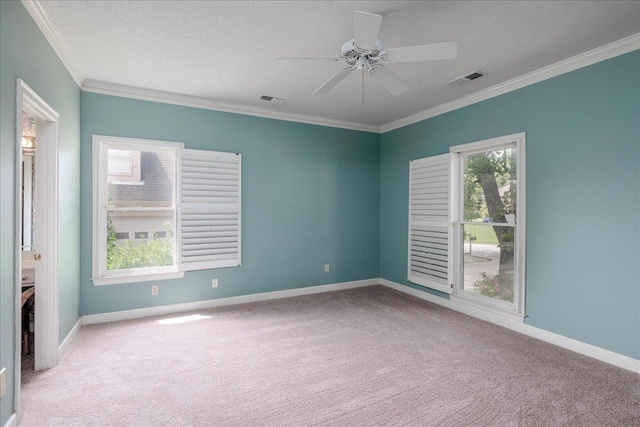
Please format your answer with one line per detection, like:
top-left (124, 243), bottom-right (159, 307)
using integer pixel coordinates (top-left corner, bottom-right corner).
top-left (156, 314), bottom-right (211, 325)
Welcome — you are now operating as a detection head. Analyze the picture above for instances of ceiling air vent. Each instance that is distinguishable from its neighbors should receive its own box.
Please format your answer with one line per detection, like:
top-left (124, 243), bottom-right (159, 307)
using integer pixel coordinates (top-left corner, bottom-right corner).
top-left (259, 95), bottom-right (286, 104)
top-left (449, 70), bottom-right (487, 86)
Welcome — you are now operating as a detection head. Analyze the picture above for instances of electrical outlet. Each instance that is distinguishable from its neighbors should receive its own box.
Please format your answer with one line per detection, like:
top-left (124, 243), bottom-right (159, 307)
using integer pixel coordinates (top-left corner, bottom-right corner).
top-left (151, 285), bottom-right (159, 296)
top-left (0, 367), bottom-right (6, 398)
top-left (325, 264), bottom-right (330, 272)
top-left (211, 279), bottom-right (218, 288)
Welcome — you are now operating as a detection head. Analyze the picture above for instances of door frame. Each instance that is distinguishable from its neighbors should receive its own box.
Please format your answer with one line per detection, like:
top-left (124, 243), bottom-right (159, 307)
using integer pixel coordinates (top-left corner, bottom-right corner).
top-left (14, 79), bottom-right (60, 411)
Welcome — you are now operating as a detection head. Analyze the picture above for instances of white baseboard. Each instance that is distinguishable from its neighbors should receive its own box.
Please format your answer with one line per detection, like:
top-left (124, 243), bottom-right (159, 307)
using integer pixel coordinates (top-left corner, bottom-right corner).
top-left (3, 413), bottom-right (17, 427)
top-left (380, 279), bottom-right (640, 374)
top-left (58, 317), bottom-right (82, 360)
top-left (82, 278), bottom-right (378, 325)
top-left (78, 277), bottom-right (639, 374)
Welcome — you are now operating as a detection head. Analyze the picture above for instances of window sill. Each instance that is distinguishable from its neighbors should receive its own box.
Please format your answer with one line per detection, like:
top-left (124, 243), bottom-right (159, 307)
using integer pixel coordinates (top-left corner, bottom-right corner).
top-left (92, 270), bottom-right (184, 286)
top-left (450, 293), bottom-right (526, 323)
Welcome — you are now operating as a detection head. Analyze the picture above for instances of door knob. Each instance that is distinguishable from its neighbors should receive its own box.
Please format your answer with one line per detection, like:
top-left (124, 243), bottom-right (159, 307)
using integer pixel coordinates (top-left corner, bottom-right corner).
top-left (35, 253), bottom-right (42, 261)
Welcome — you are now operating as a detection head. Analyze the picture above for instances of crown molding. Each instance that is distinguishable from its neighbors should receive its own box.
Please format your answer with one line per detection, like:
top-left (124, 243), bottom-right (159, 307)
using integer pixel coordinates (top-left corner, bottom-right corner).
top-left (21, 0), bottom-right (84, 88)
top-left (381, 33), bottom-right (640, 133)
top-left (20, 0), bottom-right (638, 135)
top-left (84, 32), bottom-right (638, 135)
top-left (82, 80), bottom-right (380, 133)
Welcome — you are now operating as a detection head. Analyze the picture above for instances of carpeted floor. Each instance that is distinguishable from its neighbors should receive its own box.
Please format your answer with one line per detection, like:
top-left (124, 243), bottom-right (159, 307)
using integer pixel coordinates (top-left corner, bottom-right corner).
top-left (20, 285), bottom-right (640, 426)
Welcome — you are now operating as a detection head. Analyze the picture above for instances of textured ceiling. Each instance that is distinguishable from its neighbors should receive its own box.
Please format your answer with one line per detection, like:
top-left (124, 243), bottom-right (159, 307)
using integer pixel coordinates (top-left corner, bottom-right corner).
top-left (37, 1), bottom-right (640, 128)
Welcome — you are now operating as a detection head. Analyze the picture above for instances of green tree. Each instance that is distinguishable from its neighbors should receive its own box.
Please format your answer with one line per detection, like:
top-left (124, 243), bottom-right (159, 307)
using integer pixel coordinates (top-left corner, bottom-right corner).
top-left (464, 148), bottom-right (517, 276)
top-left (107, 215), bottom-right (118, 262)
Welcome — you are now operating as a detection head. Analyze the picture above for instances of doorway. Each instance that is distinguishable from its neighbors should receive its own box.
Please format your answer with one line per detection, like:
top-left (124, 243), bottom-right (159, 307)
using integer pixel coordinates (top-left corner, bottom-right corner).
top-left (20, 113), bottom-right (36, 372)
top-left (14, 79), bottom-right (60, 412)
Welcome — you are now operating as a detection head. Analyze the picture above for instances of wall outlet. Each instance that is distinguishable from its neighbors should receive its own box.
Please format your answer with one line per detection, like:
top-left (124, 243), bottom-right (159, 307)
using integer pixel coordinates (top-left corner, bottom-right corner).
top-left (211, 279), bottom-right (218, 288)
top-left (324, 264), bottom-right (330, 272)
top-left (0, 367), bottom-right (6, 398)
top-left (151, 285), bottom-right (159, 296)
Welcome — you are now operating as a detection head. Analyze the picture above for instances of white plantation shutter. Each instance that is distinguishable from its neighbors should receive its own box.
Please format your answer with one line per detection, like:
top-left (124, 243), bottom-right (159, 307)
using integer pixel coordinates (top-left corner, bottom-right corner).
top-left (408, 153), bottom-right (453, 294)
top-left (179, 149), bottom-right (241, 271)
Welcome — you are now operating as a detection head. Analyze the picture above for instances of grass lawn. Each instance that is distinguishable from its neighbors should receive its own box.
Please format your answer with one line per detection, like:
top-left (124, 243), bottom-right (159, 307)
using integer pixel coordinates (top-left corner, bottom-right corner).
top-left (463, 224), bottom-right (498, 244)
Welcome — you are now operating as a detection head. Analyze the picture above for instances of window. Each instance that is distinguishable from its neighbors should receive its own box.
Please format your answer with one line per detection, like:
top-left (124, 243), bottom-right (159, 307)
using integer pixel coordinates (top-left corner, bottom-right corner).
top-left (451, 133), bottom-right (526, 318)
top-left (92, 135), bottom-right (241, 285)
top-left (408, 133), bottom-right (525, 320)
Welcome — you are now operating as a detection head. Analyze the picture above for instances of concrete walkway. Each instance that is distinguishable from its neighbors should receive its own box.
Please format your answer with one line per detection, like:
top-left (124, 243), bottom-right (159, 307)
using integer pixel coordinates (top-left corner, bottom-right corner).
top-left (463, 242), bottom-right (500, 290)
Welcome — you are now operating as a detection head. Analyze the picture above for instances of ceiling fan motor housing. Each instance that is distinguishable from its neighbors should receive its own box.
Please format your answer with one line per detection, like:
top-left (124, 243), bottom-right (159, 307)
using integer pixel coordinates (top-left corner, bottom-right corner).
top-left (340, 38), bottom-right (386, 72)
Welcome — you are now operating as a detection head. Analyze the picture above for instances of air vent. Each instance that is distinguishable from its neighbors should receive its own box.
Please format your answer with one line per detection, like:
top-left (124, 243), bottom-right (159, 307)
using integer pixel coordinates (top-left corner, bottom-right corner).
top-left (259, 95), bottom-right (286, 104)
top-left (449, 70), bottom-right (487, 86)
top-left (464, 71), bottom-right (485, 80)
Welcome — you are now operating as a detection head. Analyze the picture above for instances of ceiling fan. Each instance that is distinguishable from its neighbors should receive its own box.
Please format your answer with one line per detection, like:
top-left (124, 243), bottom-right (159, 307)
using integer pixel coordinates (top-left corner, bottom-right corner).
top-left (276, 11), bottom-right (457, 100)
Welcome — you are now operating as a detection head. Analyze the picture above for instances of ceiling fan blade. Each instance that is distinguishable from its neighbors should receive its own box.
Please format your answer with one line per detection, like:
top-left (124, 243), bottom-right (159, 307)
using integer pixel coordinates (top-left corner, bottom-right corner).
top-left (313, 68), bottom-right (353, 95)
top-left (275, 56), bottom-right (341, 61)
top-left (353, 11), bottom-right (382, 50)
top-left (370, 66), bottom-right (409, 96)
top-left (384, 42), bottom-right (457, 63)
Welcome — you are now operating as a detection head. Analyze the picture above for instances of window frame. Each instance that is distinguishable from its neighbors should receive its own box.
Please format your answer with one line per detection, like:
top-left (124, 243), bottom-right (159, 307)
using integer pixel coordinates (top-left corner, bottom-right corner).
top-left (450, 133), bottom-right (526, 320)
top-left (92, 135), bottom-right (184, 285)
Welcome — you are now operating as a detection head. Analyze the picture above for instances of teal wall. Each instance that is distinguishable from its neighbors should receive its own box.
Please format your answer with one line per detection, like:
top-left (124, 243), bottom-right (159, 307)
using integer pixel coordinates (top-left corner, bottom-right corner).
top-left (80, 92), bottom-right (381, 315)
top-left (1, 4), bottom-right (638, 424)
top-left (0, 1), bottom-right (81, 423)
top-left (380, 51), bottom-right (640, 359)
